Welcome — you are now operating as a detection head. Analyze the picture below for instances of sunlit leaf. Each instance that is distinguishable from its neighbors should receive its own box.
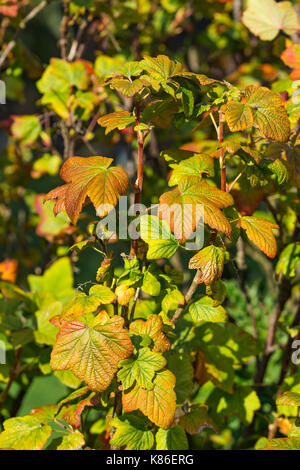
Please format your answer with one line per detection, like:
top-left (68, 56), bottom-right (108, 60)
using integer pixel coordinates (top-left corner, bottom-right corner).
top-left (244, 86), bottom-right (290, 142)
top-left (188, 296), bottom-right (227, 323)
top-left (140, 215), bottom-right (179, 259)
top-left (97, 111), bottom-right (135, 134)
top-left (238, 215), bottom-right (279, 258)
top-left (168, 154), bottom-right (215, 186)
top-left (118, 347), bottom-right (166, 390)
top-left (0, 416), bottom-right (52, 450)
top-left (122, 368), bottom-right (176, 429)
top-left (110, 415), bottom-right (154, 450)
top-left (50, 312), bottom-right (133, 391)
top-left (189, 246), bottom-right (226, 285)
top-left (44, 156), bottom-right (128, 223)
top-left (129, 315), bottom-right (170, 353)
top-left (156, 425), bottom-right (188, 450)
top-left (242, 0), bottom-right (299, 41)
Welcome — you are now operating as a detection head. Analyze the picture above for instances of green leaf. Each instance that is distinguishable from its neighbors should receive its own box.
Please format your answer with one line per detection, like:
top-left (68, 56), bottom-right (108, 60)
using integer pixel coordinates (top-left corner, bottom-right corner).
top-left (188, 296), bottom-right (227, 323)
top-left (110, 415), bottom-right (154, 450)
top-left (168, 154), bottom-right (215, 186)
top-left (140, 215), bottom-right (179, 259)
top-left (28, 257), bottom-right (74, 303)
top-left (275, 243), bottom-right (300, 279)
top-left (167, 352), bottom-right (194, 404)
top-left (94, 54), bottom-right (125, 78)
top-left (207, 387), bottom-right (261, 425)
top-left (11, 115), bottom-right (41, 145)
top-left (142, 99), bottom-right (178, 129)
top-left (34, 295), bottom-right (62, 345)
top-left (161, 289), bottom-right (185, 314)
top-left (142, 267), bottom-right (161, 296)
top-left (37, 58), bottom-right (89, 93)
top-left (141, 55), bottom-right (184, 82)
top-left (242, 0), bottom-right (299, 41)
top-left (0, 416), bottom-right (52, 450)
top-left (118, 347), bottom-right (166, 390)
top-left (179, 404), bottom-right (217, 434)
top-left (53, 431), bottom-right (85, 450)
top-left (156, 425), bottom-right (188, 450)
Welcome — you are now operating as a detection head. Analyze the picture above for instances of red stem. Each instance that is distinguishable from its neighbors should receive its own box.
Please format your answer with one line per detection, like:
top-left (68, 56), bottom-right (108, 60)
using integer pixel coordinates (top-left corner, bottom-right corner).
top-left (219, 111), bottom-right (226, 192)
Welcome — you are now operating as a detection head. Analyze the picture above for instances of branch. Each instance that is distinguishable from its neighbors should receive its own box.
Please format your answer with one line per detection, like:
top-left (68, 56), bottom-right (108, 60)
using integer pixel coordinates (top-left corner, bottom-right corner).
top-left (218, 111), bottom-right (226, 192)
top-left (0, 0), bottom-right (51, 70)
top-left (59, 0), bottom-right (71, 60)
top-left (0, 347), bottom-right (22, 409)
top-left (171, 270), bottom-right (201, 323)
top-left (255, 277), bottom-right (292, 386)
top-left (235, 237), bottom-right (258, 339)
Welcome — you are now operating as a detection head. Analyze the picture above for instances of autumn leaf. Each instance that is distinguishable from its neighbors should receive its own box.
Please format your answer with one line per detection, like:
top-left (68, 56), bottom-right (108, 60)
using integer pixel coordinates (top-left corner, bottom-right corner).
top-left (44, 156), bottom-right (128, 223)
top-left (276, 392), bottom-right (300, 407)
top-left (238, 216), bottom-right (279, 258)
top-left (158, 180), bottom-right (233, 241)
top-left (244, 86), bottom-right (290, 142)
top-left (129, 314), bottom-right (170, 353)
top-left (50, 312), bottom-right (133, 391)
top-left (122, 368), bottom-right (176, 429)
top-left (97, 111), bottom-right (135, 134)
top-left (189, 246), bottom-right (226, 285)
top-left (242, 0), bottom-right (299, 41)
top-left (0, 416), bottom-right (52, 450)
top-left (141, 55), bottom-right (184, 82)
top-left (56, 387), bottom-right (101, 428)
top-left (0, 259), bottom-right (18, 283)
top-left (221, 101), bottom-right (253, 132)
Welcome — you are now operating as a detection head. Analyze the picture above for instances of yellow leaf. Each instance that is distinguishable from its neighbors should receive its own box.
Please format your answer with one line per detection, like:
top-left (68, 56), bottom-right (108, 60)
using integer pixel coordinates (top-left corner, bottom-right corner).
top-left (50, 312), bottom-right (133, 391)
top-left (238, 216), bottom-right (279, 258)
top-left (122, 369), bottom-right (176, 429)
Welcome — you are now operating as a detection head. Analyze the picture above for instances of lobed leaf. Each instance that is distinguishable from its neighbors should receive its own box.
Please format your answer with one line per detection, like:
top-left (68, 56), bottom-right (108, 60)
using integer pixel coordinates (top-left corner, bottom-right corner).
top-left (44, 156), bottom-right (128, 223)
top-left (238, 215), bottom-right (279, 258)
top-left (122, 369), bottom-right (176, 429)
top-left (189, 245), bottom-right (226, 285)
top-left (50, 312), bottom-right (133, 391)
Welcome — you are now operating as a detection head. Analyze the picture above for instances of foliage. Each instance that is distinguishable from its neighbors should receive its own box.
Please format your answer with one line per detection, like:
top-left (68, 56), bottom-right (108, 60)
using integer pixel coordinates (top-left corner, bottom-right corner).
top-left (0, 0), bottom-right (300, 452)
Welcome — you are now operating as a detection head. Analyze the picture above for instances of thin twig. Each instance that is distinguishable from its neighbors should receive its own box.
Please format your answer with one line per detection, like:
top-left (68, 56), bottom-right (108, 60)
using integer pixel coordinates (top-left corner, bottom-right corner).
top-left (0, 347), bottom-right (22, 409)
top-left (172, 270), bottom-right (201, 323)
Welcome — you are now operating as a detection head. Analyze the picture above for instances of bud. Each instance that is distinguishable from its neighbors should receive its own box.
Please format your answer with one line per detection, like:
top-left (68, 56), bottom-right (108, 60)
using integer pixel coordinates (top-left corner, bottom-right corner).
top-left (115, 284), bottom-right (135, 306)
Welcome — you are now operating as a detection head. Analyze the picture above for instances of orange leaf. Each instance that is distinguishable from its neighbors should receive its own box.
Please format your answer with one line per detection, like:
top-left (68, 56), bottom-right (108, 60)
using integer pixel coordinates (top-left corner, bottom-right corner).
top-left (50, 312), bottom-right (133, 391)
top-left (122, 369), bottom-right (176, 429)
top-left (0, 259), bottom-right (18, 283)
top-left (158, 180), bottom-right (233, 241)
top-left (129, 315), bottom-right (170, 353)
top-left (44, 156), bottom-right (128, 223)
